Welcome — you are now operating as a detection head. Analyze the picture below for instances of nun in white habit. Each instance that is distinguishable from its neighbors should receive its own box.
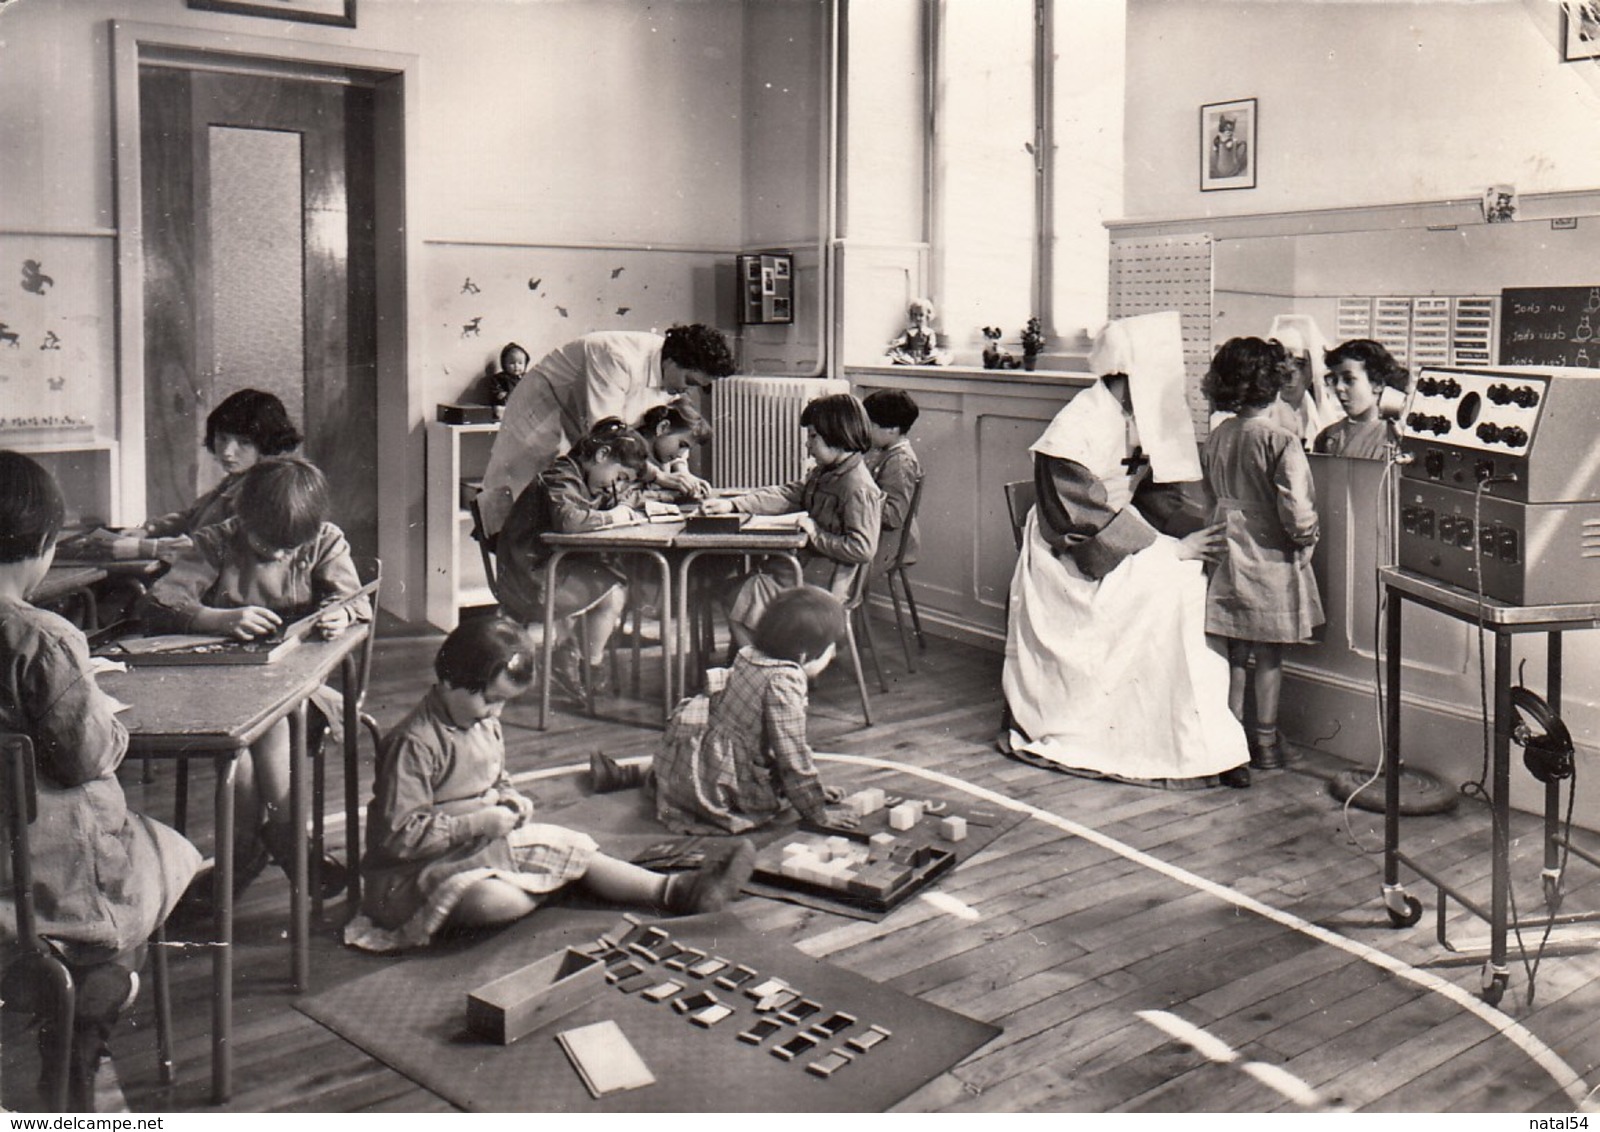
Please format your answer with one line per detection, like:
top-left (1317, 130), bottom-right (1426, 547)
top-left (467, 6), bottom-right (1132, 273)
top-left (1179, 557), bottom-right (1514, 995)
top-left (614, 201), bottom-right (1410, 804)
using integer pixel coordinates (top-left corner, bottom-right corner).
top-left (1001, 312), bottom-right (1252, 788)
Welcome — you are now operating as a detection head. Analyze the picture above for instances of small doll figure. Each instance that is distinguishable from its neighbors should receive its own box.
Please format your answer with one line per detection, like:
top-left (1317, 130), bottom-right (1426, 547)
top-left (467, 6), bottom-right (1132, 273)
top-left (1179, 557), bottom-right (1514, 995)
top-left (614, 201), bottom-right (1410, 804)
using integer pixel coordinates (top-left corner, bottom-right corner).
top-left (490, 342), bottom-right (530, 407)
top-left (886, 298), bottom-right (952, 366)
top-left (982, 326), bottom-right (1019, 371)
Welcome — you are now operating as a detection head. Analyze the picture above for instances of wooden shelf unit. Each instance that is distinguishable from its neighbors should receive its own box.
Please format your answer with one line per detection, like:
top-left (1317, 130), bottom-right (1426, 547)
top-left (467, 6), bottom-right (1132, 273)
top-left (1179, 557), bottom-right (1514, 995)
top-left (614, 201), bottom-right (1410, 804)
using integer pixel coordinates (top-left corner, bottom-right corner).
top-left (425, 420), bottom-right (499, 630)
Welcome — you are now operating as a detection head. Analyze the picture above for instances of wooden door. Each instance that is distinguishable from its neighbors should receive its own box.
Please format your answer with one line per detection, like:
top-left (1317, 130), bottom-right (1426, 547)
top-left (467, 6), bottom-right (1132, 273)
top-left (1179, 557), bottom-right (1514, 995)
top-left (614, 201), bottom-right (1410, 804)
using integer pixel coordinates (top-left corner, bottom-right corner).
top-left (139, 66), bottom-right (378, 560)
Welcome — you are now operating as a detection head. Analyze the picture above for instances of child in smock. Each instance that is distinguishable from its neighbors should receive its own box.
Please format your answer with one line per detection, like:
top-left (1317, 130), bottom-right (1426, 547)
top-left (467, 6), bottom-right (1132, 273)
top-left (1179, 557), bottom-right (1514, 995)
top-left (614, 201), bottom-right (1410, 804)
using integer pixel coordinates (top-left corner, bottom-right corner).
top-left (1313, 339), bottom-right (1410, 461)
top-left (589, 586), bottom-right (860, 834)
top-left (0, 451), bottom-right (202, 1109)
top-left (346, 617), bottom-right (755, 952)
top-left (630, 400), bottom-right (714, 503)
top-left (1201, 337), bottom-right (1324, 770)
top-left (139, 455), bottom-right (369, 901)
top-left (703, 394), bottom-right (883, 647)
top-left (494, 419), bottom-right (651, 702)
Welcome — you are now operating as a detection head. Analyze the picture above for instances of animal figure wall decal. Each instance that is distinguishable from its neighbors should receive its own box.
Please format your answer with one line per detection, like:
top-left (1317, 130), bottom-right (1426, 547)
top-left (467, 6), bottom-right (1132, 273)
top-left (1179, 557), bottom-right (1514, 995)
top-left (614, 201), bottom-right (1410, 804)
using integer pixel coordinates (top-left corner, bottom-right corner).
top-left (21, 260), bottom-right (54, 295)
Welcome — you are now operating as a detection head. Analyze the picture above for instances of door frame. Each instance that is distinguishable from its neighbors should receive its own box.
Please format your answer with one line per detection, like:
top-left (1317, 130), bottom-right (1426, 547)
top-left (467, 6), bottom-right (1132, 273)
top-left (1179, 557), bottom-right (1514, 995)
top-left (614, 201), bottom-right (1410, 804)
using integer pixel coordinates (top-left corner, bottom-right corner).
top-left (111, 21), bottom-right (417, 615)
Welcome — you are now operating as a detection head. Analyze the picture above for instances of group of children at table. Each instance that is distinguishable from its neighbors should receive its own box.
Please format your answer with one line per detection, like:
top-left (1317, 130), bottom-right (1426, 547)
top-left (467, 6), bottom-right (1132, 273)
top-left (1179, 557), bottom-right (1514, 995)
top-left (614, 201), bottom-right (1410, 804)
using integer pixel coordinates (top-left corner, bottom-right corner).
top-left (0, 377), bottom-right (925, 1100)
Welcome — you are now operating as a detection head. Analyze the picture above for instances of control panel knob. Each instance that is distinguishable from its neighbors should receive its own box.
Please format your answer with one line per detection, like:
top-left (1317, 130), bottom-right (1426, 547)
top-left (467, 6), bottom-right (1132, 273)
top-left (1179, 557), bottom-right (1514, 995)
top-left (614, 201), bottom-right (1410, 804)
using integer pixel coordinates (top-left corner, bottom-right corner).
top-left (1487, 383), bottom-right (1512, 405)
top-left (1501, 425), bottom-right (1528, 447)
top-left (1440, 378), bottom-right (1462, 398)
top-left (1512, 385), bottom-right (1540, 408)
top-left (1476, 422), bottom-right (1501, 443)
top-left (1417, 377), bottom-right (1439, 396)
top-left (1430, 414), bottom-right (1452, 435)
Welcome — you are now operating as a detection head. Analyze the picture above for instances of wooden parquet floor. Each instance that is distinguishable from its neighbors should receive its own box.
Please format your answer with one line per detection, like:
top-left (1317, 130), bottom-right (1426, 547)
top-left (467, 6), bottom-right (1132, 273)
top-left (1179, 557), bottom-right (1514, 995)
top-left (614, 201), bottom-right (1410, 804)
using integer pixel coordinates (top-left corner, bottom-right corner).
top-left (10, 610), bottom-right (1600, 1113)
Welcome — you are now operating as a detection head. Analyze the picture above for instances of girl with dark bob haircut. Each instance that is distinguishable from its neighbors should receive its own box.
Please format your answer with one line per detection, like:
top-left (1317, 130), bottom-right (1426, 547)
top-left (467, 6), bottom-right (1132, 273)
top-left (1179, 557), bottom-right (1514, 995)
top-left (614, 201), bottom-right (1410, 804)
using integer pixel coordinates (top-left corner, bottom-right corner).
top-left (661, 323), bottom-right (737, 380)
top-left (1322, 338), bottom-right (1411, 391)
top-left (799, 392), bottom-right (874, 454)
top-left (234, 455), bottom-right (333, 552)
top-left (204, 387), bottom-right (303, 457)
top-left (0, 448), bottom-right (65, 562)
top-left (433, 614), bottom-right (537, 693)
top-left (1201, 336), bottom-right (1295, 414)
top-left (751, 583), bottom-right (847, 663)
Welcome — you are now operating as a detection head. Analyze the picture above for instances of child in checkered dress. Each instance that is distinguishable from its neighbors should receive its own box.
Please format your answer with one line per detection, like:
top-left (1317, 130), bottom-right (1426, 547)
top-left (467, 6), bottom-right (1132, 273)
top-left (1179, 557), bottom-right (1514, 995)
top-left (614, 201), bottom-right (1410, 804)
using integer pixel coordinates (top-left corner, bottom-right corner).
top-left (346, 617), bottom-right (753, 952)
top-left (590, 586), bottom-right (860, 835)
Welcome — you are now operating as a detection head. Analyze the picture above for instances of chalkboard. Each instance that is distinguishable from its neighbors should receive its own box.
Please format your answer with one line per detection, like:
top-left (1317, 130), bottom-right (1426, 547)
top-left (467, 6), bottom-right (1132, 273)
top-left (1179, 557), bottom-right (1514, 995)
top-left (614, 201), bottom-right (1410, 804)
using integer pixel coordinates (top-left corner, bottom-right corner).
top-left (1498, 286), bottom-right (1600, 368)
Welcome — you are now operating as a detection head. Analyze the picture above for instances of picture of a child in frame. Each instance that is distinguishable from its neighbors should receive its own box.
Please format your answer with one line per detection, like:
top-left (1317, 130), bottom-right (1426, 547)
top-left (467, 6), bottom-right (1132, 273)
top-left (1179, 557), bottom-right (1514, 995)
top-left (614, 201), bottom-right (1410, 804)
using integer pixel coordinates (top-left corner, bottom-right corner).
top-left (1209, 112), bottom-right (1249, 180)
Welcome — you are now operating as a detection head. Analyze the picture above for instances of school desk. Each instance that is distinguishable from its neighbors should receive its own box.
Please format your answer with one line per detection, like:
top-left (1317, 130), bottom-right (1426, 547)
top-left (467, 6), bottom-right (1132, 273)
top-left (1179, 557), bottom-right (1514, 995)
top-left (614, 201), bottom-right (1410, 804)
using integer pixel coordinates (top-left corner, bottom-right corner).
top-left (31, 564), bottom-right (108, 628)
top-left (99, 623), bottom-right (369, 1103)
top-left (1379, 566), bottom-right (1600, 1006)
top-left (536, 524), bottom-right (807, 727)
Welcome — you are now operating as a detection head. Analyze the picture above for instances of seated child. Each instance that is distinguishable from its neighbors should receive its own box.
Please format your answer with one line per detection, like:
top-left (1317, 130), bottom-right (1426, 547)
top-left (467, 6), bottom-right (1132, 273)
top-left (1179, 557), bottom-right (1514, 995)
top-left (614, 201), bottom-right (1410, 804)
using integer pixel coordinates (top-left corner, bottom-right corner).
top-left (494, 419), bottom-right (651, 702)
top-left (591, 586), bottom-right (861, 835)
top-left (132, 388), bottom-right (301, 557)
top-left (631, 400), bottom-right (713, 502)
top-left (861, 389), bottom-right (922, 579)
top-left (345, 616), bottom-right (756, 952)
top-left (1313, 338), bottom-right (1410, 461)
top-left (0, 451), bottom-right (202, 1108)
top-left (489, 342), bottom-right (529, 408)
top-left (702, 394), bottom-right (883, 647)
top-left (138, 456), bottom-right (369, 901)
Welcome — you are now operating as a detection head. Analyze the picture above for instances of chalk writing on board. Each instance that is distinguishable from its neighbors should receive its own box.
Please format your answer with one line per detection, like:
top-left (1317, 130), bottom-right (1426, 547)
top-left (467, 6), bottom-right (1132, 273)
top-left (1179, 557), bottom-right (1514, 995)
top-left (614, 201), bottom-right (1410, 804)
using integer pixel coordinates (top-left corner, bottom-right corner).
top-left (1498, 286), bottom-right (1600, 368)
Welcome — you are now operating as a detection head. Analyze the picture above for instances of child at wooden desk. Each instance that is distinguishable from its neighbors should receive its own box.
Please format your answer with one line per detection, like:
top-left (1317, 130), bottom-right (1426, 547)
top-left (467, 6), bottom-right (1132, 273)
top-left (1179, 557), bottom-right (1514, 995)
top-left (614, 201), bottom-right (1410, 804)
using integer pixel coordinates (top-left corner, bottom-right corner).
top-left (701, 393), bottom-right (883, 648)
top-left (138, 456), bottom-right (368, 904)
top-left (0, 451), bottom-right (202, 1109)
top-left (345, 617), bottom-right (755, 952)
top-left (591, 586), bottom-right (860, 834)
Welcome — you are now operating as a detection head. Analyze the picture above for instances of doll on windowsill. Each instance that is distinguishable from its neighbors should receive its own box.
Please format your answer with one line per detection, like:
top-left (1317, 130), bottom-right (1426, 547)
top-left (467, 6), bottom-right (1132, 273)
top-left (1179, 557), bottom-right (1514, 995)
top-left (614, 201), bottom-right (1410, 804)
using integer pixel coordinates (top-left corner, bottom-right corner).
top-left (885, 298), bottom-right (953, 366)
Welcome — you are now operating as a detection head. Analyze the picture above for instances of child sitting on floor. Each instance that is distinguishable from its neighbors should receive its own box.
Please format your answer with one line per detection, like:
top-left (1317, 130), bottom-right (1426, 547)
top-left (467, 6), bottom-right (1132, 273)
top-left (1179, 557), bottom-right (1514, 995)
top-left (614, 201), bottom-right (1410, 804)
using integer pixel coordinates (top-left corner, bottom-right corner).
top-left (590, 586), bottom-right (860, 835)
top-left (138, 455), bottom-right (369, 902)
top-left (494, 418), bottom-right (651, 703)
top-left (0, 451), bottom-right (202, 1109)
top-left (702, 394), bottom-right (883, 648)
top-left (345, 616), bottom-right (756, 952)
top-left (861, 389), bottom-right (922, 579)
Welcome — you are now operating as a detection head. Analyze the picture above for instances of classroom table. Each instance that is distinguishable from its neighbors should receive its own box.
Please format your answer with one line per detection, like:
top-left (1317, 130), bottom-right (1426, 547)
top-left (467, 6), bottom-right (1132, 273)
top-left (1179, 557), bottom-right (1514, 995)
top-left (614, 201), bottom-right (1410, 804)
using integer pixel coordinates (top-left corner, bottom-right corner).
top-left (535, 522), bottom-right (806, 728)
top-left (1379, 566), bottom-right (1600, 1006)
top-left (31, 564), bottom-right (108, 629)
top-left (99, 625), bottom-right (369, 1103)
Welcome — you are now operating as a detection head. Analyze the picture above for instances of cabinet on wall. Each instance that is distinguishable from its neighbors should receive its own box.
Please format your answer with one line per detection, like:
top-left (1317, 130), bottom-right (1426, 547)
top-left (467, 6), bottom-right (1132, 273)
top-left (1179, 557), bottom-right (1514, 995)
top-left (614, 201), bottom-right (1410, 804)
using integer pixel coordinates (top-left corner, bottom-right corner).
top-left (426, 421), bottom-right (498, 631)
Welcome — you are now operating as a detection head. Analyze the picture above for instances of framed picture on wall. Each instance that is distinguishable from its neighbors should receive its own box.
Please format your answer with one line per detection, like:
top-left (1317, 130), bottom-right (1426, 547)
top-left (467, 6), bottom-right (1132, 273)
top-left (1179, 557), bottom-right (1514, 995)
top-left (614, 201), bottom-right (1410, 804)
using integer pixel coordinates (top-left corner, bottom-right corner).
top-left (1200, 98), bottom-right (1256, 192)
top-left (187, 0), bottom-right (356, 28)
top-left (1562, 1), bottom-right (1600, 61)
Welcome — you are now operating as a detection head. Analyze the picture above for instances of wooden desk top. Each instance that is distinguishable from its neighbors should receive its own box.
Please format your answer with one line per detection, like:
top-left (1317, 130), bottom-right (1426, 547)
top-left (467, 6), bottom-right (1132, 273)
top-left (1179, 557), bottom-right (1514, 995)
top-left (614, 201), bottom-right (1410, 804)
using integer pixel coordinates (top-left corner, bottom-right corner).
top-left (99, 624), bottom-right (369, 754)
top-left (541, 522), bottom-right (807, 552)
top-left (32, 564), bottom-right (108, 602)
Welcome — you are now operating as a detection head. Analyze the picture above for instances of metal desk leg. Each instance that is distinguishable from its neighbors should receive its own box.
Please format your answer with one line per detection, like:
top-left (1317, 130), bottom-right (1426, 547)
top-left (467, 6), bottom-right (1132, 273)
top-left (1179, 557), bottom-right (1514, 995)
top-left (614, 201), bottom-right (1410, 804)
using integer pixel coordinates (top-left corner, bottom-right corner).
top-left (1486, 630), bottom-right (1513, 1003)
top-left (343, 652), bottom-right (362, 909)
top-left (1542, 633), bottom-right (1564, 907)
top-left (675, 551), bottom-right (697, 700)
top-left (539, 550), bottom-right (566, 731)
top-left (212, 754), bottom-right (237, 1104)
top-left (648, 550), bottom-right (673, 721)
top-left (1382, 586), bottom-right (1420, 927)
top-left (289, 704), bottom-right (310, 993)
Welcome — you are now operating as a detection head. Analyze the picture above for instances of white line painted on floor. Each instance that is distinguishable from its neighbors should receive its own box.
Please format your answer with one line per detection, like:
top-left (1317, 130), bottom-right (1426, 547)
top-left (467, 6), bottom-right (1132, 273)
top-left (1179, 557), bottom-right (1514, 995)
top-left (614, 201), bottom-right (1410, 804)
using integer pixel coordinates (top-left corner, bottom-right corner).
top-left (1242, 1061), bottom-right (1323, 1108)
top-left (920, 890), bottom-right (981, 920)
top-left (1135, 1009), bottom-right (1240, 1064)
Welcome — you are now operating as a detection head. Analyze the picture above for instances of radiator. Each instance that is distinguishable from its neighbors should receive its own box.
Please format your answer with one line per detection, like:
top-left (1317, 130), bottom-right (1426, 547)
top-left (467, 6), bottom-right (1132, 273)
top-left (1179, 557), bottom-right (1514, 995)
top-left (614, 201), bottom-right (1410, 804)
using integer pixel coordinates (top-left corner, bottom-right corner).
top-left (708, 376), bottom-right (850, 489)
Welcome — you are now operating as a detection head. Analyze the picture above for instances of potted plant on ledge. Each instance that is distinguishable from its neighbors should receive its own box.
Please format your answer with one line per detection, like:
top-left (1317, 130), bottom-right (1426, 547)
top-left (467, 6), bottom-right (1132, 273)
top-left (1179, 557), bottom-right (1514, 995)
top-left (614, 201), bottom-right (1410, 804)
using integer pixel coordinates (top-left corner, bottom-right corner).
top-left (1020, 318), bottom-right (1046, 371)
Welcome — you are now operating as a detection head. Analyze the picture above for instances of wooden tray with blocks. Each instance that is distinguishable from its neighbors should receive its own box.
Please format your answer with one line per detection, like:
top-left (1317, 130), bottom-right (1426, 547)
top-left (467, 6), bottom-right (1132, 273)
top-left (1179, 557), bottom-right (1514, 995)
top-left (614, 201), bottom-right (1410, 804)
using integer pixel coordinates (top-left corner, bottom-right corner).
top-left (751, 824), bottom-right (956, 916)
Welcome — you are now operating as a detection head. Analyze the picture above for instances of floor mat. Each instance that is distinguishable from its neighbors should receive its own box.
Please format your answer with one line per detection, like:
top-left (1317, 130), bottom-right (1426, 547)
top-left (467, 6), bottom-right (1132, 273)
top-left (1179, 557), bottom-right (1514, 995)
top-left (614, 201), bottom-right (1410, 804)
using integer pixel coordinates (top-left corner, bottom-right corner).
top-left (296, 908), bottom-right (1000, 1112)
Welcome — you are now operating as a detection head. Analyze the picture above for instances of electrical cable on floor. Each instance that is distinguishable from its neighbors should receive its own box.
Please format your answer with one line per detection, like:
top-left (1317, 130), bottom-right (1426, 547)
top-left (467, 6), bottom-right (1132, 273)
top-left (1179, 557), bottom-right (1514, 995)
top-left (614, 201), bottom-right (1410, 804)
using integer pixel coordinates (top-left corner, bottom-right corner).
top-left (1341, 452), bottom-right (1397, 855)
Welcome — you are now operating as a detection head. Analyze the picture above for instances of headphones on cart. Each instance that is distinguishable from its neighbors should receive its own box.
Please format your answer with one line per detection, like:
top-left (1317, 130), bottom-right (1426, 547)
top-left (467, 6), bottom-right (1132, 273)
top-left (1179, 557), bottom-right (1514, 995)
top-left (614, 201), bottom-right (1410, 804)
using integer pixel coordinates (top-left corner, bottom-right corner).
top-left (1510, 686), bottom-right (1575, 785)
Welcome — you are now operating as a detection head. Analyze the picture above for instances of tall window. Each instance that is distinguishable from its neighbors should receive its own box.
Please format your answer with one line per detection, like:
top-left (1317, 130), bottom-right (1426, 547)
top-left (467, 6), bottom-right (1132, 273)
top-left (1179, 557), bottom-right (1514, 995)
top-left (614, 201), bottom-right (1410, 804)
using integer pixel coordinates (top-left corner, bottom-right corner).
top-left (934, 0), bottom-right (1047, 357)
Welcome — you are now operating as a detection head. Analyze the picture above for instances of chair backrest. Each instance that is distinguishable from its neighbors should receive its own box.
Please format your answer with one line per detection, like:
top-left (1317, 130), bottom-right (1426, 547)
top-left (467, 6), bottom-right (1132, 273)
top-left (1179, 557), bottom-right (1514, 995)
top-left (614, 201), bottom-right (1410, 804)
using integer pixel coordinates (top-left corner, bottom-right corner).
top-left (467, 493), bottom-right (503, 603)
top-left (888, 475), bottom-right (925, 571)
top-left (352, 557), bottom-right (383, 712)
top-left (1004, 479), bottom-right (1037, 550)
top-left (2, 732), bottom-right (42, 943)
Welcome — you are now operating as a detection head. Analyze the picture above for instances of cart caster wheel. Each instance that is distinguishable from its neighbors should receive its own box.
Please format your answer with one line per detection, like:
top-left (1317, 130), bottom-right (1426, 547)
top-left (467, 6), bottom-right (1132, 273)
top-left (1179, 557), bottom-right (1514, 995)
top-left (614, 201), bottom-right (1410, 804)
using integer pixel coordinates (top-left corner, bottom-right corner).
top-left (1387, 895), bottom-right (1423, 928)
top-left (1481, 966), bottom-right (1509, 1006)
top-left (1543, 874), bottom-right (1564, 913)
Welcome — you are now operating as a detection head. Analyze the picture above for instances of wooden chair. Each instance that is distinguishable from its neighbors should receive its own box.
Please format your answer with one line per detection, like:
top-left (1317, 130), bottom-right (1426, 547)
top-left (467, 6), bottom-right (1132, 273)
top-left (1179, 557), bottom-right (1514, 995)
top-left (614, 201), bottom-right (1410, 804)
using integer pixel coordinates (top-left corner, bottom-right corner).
top-left (1004, 478), bottom-right (1037, 550)
top-left (841, 562), bottom-right (888, 727)
top-left (874, 475), bottom-right (927, 671)
top-left (1, 732), bottom-right (175, 1111)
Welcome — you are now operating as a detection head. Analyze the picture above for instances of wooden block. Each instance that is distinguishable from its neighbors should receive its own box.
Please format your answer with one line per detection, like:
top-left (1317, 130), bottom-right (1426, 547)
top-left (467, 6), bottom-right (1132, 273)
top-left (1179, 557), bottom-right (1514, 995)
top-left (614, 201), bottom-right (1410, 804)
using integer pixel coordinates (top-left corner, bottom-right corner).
top-left (939, 815), bottom-right (968, 842)
top-left (467, 948), bottom-right (605, 1045)
top-left (782, 841), bottom-right (810, 858)
top-left (858, 787), bottom-right (886, 814)
top-left (888, 803), bottom-right (919, 831)
top-left (824, 835), bottom-right (852, 859)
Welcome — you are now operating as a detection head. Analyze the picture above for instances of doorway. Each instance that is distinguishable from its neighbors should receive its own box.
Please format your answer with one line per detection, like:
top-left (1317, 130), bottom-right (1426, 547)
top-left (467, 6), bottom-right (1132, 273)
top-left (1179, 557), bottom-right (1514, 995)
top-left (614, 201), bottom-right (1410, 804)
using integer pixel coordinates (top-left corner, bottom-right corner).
top-left (138, 64), bottom-right (378, 560)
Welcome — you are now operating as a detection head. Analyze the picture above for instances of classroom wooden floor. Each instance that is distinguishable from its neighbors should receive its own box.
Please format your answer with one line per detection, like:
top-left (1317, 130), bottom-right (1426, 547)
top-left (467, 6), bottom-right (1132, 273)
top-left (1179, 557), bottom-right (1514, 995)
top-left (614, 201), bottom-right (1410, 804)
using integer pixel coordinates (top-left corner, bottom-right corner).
top-left (11, 609), bottom-right (1600, 1114)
